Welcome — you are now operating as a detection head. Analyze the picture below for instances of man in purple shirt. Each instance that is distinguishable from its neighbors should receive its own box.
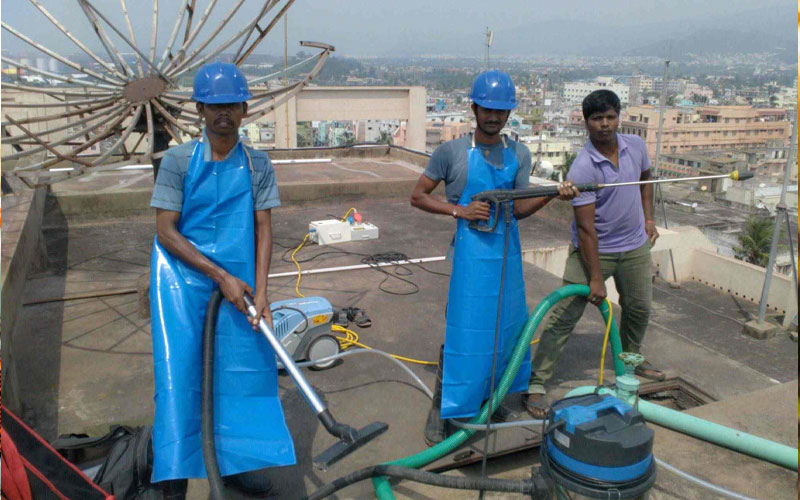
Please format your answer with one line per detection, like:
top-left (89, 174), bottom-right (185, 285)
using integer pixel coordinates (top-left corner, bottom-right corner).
top-left (525, 90), bottom-right (663, 418)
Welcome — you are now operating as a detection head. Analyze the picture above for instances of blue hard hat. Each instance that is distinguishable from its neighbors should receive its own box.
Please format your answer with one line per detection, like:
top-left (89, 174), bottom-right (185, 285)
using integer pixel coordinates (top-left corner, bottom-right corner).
top-left (192, 61), bottom-right (252, 104)
top-left (469, 70), bottom-right (517, 110)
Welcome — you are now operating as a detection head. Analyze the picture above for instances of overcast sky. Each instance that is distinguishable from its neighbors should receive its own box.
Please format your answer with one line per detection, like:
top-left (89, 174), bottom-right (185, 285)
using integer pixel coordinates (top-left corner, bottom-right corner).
top-left (1, 0), bottom-right (796, 58)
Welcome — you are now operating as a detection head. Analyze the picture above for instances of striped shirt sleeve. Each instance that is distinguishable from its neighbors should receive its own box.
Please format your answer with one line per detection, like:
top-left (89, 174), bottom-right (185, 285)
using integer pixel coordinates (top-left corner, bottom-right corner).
top-left (150, 149), bottom-right (185, 212)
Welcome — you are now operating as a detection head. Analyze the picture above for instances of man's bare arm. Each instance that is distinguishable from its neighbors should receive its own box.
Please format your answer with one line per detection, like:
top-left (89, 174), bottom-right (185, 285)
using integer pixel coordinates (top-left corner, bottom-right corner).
top-left (639, 169), bottom-right (659, 245)
top-left (410, 174), bottom-right (490, 221)
top-left (574, 203), bottom-right (606, 306)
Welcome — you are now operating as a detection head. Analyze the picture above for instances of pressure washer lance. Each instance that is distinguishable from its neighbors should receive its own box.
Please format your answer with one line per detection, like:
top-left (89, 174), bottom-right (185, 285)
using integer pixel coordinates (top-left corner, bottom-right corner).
top-left (240, 293), bottom-right (389, 469)
top-left (470, 170), bottom-right (755, 232)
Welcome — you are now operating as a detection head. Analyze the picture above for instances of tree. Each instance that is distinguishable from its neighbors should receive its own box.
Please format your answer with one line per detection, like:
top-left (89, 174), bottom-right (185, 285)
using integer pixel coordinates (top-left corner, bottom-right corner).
top-left (378, 131), bottom-right (393, 145)
top-left (769, 95), bottom-right (779, 107)
top-left (733, 216), bottom-right (776, 267)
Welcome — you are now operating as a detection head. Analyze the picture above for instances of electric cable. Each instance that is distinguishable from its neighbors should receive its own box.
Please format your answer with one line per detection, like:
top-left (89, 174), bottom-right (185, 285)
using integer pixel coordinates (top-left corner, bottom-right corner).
top-left (655, 457), bottom-right (762, 500)
top-left (447, 418), bottom-right (544, 431)
top-left (290, 233), bottom-right (311, 297)
top-left (292, 347), bottom-right (434, 399)
top-left (289, 207), bottom-right (357, 297)
top-left (598, 298), bottom-right (613, 386)
top-left (304, 464), bottom-right (535, 500)
top-left (283, 207), bottom-right (442, 364)
top-left (331, 324), bottom-right (437, 366)
top-left (360, 252), bottom-right (421, 295)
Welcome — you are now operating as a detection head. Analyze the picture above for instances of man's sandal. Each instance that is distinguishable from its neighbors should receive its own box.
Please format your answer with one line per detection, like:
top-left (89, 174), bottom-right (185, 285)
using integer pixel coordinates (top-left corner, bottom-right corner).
top-left (634, 360), bottom-right (666, 381)
top-left (524, 394), bottom-right (549, 419)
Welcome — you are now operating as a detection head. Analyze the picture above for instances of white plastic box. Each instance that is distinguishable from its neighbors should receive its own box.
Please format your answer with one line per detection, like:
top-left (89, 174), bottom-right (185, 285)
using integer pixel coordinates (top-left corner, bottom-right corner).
top-left (309, 219), bottom-right (351, 245)
top-left (349, 222), bottom-right (379, 241)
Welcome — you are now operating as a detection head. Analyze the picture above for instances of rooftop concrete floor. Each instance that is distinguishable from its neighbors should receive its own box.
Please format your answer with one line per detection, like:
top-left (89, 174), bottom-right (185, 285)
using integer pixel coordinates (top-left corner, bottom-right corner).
top-left (47, 157), bottom-right (423, 198)
top-left (11, 179), bottom-right (798, 499)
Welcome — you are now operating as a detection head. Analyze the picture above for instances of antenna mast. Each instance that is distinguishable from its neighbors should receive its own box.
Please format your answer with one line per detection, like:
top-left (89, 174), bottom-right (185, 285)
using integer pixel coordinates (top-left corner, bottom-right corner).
top-left (484, 27), bottom-right (493, 69)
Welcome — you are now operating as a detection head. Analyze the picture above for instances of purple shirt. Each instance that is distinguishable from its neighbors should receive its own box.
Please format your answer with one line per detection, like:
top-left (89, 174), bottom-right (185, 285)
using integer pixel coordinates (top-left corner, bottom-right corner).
top-left (568, 133), bottom-right (649, 253)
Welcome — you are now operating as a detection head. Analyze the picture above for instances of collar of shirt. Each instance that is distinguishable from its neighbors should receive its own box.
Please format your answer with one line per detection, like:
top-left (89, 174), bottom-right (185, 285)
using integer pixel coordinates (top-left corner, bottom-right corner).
top-left (584, 132), bottom-right (628, 166)
top-left (201, 128), bottom-right (242, 162)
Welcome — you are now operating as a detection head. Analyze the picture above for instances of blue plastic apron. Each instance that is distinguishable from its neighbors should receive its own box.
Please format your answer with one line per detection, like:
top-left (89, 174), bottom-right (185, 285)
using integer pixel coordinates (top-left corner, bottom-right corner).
top-left (149, 138), bottom-right (295, 481)
top-left (441, 135), bottom-right (531, 419)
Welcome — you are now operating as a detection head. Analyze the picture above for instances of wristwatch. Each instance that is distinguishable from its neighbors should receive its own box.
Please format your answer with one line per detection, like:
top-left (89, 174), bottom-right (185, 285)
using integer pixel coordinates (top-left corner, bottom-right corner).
top-left (452, 206), bottom-right (459, 218)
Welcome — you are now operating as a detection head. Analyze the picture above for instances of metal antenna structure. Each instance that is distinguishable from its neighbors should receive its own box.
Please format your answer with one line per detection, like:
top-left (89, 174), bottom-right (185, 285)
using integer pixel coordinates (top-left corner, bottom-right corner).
top-left (2, 0), bottom-right (334, 183)
top-left (484, 27), bottom-right (493, 69)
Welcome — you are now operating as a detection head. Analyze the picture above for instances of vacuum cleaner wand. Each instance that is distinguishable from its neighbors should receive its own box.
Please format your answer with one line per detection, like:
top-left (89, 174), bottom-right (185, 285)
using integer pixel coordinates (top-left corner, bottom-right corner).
top-left (242, 293), bottom-right (388, 469)
top-left (469, 170), bottom-right (753, 232)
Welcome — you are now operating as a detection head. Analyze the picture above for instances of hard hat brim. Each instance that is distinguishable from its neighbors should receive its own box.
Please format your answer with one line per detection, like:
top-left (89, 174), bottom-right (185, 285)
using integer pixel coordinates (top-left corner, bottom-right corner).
top-left (472, 98), bottom-right (517, 111)
top-left (193, 92), bottom-right (252, 104)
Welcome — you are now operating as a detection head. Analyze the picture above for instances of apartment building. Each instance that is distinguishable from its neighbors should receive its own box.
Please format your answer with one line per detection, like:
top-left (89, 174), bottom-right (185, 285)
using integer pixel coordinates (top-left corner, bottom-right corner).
top-left (562, 77), bottom-right (630, 105)
top-left (621, 105), bottom-right (790, 159)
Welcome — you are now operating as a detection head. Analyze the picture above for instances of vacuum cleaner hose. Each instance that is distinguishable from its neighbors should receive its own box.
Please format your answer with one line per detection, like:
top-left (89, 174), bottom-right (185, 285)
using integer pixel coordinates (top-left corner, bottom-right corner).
top-left (306, 464), bottom-right (536, 500)
top-left (202, 288), bottom-right (227, 500)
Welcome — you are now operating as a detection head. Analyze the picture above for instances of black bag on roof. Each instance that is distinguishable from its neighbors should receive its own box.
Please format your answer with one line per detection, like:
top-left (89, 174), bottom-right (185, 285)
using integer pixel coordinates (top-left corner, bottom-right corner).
top-left (52, 425), bottom-right (169, 500)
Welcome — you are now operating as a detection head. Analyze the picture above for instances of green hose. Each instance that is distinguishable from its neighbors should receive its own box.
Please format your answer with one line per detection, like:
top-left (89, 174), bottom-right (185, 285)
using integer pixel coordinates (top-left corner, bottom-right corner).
top-left (372, 284), bottom-right (622, 499)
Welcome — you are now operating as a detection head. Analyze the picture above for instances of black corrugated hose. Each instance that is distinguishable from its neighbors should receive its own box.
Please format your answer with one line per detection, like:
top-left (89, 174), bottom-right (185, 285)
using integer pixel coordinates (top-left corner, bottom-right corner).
top-left (305, 464), bottom-right (548, 500)
top-left (202, 289), bottom-right (251, 500)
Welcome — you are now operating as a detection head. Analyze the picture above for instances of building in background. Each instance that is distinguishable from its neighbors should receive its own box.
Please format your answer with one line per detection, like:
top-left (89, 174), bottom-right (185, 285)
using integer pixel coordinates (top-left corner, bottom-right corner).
top-left (562, 77), bottom-right (630, 105)
top-left (622, 105), bottom-right (790, 159)
top-left (522, 132), bottom-right (572, 176)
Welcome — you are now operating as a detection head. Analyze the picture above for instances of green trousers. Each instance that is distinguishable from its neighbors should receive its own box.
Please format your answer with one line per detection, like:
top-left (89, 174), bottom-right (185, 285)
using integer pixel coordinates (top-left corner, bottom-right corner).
top-left (528, 241), bottom-right (653, 395)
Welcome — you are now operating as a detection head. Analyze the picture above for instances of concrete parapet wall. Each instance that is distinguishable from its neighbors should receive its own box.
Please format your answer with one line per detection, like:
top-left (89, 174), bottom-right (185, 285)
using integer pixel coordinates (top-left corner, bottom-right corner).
top-left (651, 226), bottom-right (717, 282)
top-left (278, 179), bottom-right (419, 204)
top-left (523, 225), bottom-right (796, 328)
top-left (688, 248), bottom-right (796, 326)
top-left (1, 182), bottom-right (48, 413)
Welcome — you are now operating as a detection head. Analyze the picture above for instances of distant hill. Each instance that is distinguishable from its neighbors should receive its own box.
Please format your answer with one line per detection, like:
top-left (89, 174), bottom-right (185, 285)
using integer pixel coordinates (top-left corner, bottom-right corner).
top-left (624, 29), bottom-right (795, 63)
top-left (388, 5), bottom-right (796, 59)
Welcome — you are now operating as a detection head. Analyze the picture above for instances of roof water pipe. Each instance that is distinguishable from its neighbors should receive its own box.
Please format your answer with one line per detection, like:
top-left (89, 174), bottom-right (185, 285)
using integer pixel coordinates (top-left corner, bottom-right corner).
top-left (372, 284), bottom-right (798, 499)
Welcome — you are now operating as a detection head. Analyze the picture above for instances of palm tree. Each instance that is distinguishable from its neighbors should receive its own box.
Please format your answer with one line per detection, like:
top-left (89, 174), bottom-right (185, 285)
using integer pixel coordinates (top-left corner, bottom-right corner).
top-left (734, 216), bottom-right (774, 267)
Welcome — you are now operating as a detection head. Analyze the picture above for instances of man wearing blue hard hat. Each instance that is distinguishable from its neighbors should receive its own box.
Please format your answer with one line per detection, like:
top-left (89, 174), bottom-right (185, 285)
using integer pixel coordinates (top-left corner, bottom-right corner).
top-left (410, 70), bottom-right (579, 444)
top-left (149, 61), bottom-right (295, 496)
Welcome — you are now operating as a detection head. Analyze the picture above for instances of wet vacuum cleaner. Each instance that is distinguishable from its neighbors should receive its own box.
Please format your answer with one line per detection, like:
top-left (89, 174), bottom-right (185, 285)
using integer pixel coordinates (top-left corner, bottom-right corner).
top-left (202, 290), bottom-right (388, 483)
top-left (270, 296), bottom-right (341, 370)
top-left (540, 393), bottom-right (656, 499)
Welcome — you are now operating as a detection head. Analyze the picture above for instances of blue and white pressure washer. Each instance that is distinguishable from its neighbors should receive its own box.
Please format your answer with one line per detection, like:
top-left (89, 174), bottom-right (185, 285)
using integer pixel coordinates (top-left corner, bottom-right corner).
top-left (270, 296), bottom-right (341, 370)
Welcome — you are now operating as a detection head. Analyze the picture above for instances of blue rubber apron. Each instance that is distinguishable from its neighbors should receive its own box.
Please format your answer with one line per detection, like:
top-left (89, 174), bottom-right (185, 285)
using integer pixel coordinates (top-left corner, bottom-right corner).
top-left (441, 134), bottom-right (531, 419)
top-left (149, 137), bottom-right (295, 482)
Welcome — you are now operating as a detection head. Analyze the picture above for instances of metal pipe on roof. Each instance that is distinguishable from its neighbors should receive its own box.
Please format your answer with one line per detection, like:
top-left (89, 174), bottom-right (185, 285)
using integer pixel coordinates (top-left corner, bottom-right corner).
top-left (0, 54), bottom-right (120, 89)
top-left (756, 110), bottom-right (798, 324)
top-left (156, 0), bottom-right (194, 71)
top-left (168, 0), bottom-right (282, 78)
top-left (234, 0), bottom-right (297, 66)
top-left (119, 0), bottom-right (144, 78)
top-left (82, 0), bottom-right (174, 84)
top-left (166, 0), bottom-right (251, 77)
top-left (162, 0), bottom-right (220, 73)
top-left (3, 103), bottom-right (127, 145)
top-left (4, 104), bottom-right (127, 161)
top-left (13, 105), bottom-right (133, 172)
top-left (90, 105), bottom-right (145, 166)
top-left (26, 0), bottom-right (124, 79)
top-left (1, 99), bottom-right (118, 127)
top-left (77, 0), bottom-right (135, 78)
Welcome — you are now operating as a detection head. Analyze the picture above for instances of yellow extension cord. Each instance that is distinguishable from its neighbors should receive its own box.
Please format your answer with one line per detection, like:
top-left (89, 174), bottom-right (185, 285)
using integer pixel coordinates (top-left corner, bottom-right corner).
top-left (526, 298), bottom-right (613, 385)
top-left (291, 208), bottom-right (615, 370)
top-left (598, 298), bottom-right (613, 386)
